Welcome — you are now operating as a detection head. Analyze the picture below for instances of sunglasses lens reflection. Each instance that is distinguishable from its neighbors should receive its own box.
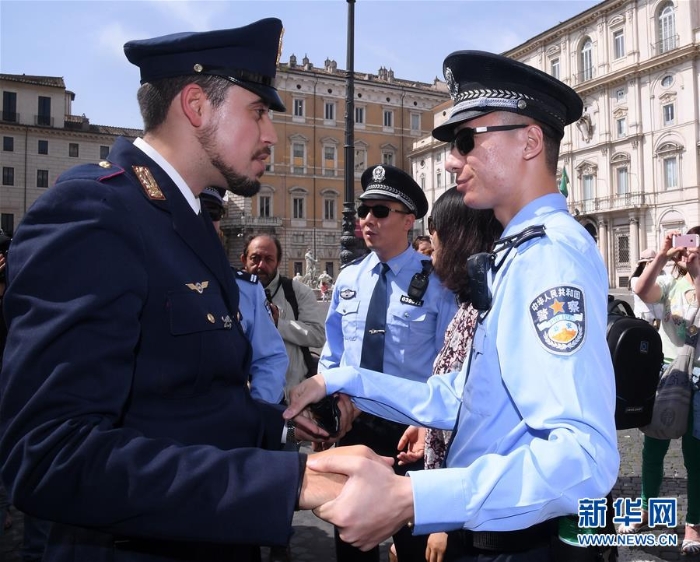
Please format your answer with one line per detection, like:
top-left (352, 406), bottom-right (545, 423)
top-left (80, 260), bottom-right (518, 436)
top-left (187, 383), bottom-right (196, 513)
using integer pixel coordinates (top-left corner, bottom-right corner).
top-left (451, 129), bottom-right (474, 156)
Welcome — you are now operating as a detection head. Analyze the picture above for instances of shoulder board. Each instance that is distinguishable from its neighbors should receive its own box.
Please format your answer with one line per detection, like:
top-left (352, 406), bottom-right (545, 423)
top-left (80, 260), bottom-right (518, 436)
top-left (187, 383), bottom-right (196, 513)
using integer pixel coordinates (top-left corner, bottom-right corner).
top-left (234, 269), bottom-right (259, 284)
top-left (57, 161), bottom-right (125, 184)
top-left (340, 253), bottom-right (368, 270)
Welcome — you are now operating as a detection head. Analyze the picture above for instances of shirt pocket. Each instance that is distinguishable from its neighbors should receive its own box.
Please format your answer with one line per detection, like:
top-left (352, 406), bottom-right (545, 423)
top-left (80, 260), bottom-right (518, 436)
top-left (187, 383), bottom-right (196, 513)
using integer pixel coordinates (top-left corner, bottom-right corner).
top-left (337, 299), bottom-right (361, 341)
top-left (168, 290), bottom-right (231, 336)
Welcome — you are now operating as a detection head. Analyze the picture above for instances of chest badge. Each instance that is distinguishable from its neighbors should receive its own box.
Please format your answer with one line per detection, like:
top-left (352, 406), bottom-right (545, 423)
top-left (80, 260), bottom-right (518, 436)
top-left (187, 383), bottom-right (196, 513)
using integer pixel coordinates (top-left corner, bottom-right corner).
top-left (340, 289), bottom-right (356, 300)
top-left (186, 281), bottom-right (209, 294)
top-left (529, 285), bottom-right (586, 355)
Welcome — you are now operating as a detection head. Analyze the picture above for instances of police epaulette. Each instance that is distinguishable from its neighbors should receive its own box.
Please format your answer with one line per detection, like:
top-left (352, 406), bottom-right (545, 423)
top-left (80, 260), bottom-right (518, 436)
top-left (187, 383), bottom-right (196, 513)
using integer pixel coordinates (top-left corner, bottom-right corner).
top-left (340, 253), bottom-right (368, 270)
top-left (56, 161), bottom-right (125, 184)
top-left (234, 269), bottom-right (259, 284)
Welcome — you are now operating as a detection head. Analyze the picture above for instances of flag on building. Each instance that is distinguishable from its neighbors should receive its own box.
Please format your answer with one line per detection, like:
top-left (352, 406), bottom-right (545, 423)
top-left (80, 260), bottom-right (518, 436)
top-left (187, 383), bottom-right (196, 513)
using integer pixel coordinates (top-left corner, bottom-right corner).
top-left (559, 167), bottom-right (569, 198)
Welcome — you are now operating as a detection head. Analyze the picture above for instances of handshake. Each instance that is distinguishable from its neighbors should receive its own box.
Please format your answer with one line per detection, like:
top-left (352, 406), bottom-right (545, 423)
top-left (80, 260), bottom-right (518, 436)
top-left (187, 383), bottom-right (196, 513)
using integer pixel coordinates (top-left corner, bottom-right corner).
top-left (282, 375), bottom-right (416, 552)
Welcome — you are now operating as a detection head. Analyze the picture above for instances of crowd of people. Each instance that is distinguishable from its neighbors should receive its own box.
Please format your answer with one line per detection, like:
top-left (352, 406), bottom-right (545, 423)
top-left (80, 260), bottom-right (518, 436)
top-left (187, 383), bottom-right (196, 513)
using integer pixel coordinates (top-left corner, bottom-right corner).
top-left (0, 15), bottom-right (698, 562)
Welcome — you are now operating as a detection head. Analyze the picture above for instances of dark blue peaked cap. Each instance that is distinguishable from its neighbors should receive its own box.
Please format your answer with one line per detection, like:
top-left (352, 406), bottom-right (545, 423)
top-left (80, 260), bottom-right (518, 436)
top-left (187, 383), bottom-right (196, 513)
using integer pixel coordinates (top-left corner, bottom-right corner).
top-left (432, 50), bottom-right (583, 142)
top-left (124, 18), bottom-right (286, 112)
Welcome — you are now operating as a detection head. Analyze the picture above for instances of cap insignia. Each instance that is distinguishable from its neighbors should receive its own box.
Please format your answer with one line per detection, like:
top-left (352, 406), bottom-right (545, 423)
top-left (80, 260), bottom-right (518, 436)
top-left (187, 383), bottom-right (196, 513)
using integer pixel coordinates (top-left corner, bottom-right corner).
top-left (372, 166), bottom-right (386, 183)
top-left (193, 63), bottom-right (203, 73)
top-left (445, 66), bottom-right (458, 100)
top-left (277, 28), bottom-right (284, 66)
top-left (133, 166), bottom-right (165, 200)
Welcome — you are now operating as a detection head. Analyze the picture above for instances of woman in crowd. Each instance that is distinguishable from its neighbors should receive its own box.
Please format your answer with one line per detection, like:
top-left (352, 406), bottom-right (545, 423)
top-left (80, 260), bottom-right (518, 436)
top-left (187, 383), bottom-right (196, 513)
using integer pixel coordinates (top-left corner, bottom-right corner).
top-left (394, 187), bottom-right (502, 562)
top-left (621, 227), bottom-right (700, 555)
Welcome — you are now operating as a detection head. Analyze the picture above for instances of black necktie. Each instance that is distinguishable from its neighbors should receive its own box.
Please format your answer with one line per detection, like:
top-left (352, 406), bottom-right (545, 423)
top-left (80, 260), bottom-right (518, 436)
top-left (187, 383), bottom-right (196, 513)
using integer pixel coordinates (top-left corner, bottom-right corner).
top-left (360, 263), bottom-right (390, 371)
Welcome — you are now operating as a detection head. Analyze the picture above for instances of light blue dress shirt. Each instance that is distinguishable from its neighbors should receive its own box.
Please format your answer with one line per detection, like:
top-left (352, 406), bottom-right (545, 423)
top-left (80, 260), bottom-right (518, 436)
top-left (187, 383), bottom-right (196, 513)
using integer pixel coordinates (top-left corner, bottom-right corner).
top-left (323, 194), bottom-right (619, 535)
top-left (234, 270), bottom-right (288, 404)
top-left (319, 245), bottom-right (457, 382)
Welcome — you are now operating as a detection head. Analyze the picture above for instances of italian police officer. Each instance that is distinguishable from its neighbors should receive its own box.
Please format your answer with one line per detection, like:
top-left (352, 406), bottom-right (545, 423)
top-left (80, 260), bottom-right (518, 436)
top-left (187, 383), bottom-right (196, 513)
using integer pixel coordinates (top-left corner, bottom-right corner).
top-left (287, 51), bottom-right (619, 562)
top-left (0, 19), bottom-right (358, 562)
top-left (318, 163), bottom-right (457, 562)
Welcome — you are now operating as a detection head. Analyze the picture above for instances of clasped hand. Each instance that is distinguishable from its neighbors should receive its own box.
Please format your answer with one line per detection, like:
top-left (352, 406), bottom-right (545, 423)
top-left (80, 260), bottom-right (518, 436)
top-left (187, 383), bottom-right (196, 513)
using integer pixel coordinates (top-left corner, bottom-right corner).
top-left (288, 376), bottom-right (416, 551)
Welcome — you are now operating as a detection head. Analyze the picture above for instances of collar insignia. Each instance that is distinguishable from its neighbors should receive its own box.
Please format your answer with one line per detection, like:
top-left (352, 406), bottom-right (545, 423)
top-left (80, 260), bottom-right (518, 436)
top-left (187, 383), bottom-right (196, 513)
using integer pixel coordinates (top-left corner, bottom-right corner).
top-left (133, 166), bottom-right (165, 200)
top-left (186, 281), bottom-right (209, 294)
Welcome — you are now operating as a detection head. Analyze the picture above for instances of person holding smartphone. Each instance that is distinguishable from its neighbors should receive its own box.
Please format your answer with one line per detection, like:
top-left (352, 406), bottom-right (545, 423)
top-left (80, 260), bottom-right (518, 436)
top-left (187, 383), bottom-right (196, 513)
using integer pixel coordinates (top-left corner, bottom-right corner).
top-left (623, 227), bottom-right (700, 555)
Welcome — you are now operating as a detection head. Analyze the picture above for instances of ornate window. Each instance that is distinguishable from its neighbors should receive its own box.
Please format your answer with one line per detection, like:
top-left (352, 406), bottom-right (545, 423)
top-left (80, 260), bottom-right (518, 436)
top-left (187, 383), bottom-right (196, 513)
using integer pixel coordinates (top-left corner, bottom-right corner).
top-left (659, 3), bottom-right (677, 54)
top-left (581, 39), bottom-right (594, 81)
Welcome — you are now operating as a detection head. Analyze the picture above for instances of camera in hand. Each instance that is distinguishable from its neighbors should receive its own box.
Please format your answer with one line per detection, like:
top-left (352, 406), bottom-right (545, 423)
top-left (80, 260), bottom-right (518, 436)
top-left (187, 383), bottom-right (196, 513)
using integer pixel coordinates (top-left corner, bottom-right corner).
top-left (309, 395), bottom-right (341, 436)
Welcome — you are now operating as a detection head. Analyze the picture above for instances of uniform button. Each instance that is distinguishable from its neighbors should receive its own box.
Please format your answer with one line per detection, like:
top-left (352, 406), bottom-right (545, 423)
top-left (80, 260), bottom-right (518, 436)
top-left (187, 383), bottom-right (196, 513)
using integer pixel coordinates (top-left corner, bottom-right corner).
top-left (206, 313), bottom-right (216, 324)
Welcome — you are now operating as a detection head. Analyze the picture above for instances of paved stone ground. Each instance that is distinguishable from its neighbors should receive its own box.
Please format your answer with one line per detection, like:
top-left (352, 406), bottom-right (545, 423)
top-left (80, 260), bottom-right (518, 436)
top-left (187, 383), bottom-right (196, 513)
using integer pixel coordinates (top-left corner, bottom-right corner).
top-left (0, 429), bottom-right (692, 562)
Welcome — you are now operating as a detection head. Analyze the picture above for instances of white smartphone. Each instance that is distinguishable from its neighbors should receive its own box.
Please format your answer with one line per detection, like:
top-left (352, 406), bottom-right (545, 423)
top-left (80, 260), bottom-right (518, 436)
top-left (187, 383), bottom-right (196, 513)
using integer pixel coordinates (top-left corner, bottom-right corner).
top-left (672, 234), bottom-right (700, 248)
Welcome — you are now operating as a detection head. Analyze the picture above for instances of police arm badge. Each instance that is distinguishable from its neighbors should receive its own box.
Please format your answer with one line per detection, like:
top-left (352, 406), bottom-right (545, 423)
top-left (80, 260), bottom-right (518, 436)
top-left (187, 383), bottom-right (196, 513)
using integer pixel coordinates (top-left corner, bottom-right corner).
top-left (529, 285), bottom-right (585, 355)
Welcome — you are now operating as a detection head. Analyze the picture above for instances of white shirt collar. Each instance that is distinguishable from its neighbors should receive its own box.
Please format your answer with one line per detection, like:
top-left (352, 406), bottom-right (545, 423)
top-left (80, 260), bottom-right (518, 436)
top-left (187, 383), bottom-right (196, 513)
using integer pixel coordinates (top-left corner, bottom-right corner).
top-left (133, 137), bottom-right (201, 215)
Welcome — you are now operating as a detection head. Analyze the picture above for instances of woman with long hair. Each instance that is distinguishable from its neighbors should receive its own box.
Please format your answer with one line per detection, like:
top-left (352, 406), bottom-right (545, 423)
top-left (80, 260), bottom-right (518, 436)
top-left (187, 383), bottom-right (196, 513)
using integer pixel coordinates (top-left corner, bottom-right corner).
top-left (395, 188), bottom-right (502, 562)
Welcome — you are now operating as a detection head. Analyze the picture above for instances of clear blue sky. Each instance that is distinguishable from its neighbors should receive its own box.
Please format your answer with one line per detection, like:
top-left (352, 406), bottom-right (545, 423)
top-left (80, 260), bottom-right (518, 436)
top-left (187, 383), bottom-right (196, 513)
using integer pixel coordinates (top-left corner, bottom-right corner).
top-left (1, 0), bottom-right (600, 129)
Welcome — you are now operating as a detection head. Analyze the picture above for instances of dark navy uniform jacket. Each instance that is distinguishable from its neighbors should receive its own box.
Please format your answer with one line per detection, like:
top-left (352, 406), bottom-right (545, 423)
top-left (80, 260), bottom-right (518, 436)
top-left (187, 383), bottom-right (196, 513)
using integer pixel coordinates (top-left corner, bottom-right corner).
top-left (0, 137), bottom-right (302, 562)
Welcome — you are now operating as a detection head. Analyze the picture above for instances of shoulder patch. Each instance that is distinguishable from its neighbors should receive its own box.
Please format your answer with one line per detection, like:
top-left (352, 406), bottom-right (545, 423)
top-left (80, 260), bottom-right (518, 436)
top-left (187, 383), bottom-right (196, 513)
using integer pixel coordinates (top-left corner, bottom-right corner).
top-left (529, 285), bottom-right (586, 355)
top-left (340, 288), bottom-right (356, 300)
top-left (235, 269), bottom-right (259, 284)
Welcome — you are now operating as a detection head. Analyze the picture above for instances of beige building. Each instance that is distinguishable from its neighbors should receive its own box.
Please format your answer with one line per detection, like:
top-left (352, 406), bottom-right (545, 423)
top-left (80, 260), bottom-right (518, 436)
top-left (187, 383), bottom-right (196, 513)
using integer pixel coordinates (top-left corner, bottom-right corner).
top-left (413, 0), bottom-right (700, 289)
top-left (0, 74), bottom-right (141, 236)
top-left (222, 56), bottom-right (449, 278)
top-left (1, 62), bottom-right (448, 281)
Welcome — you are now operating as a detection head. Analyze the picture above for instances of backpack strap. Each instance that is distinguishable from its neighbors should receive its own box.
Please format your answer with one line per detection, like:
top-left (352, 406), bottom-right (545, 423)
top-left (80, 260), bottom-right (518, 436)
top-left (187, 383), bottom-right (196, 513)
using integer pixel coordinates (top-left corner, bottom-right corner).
top-left (279, 276), bottom-right (318, 378)
top-left (279, 276), bottom-right (299, 320)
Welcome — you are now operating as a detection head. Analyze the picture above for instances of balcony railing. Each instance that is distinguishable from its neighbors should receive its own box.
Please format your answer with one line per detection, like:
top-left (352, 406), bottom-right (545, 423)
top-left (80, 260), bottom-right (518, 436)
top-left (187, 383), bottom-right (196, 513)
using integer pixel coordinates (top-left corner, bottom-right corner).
top-left (577, 67), bottom-right (595, 83)
top-left (223, 214), bottom-right (282, 228)
top-left (570, 191), bottom-right (650, 215)
top-left (654, 34), bottom-right (679, 55)
top-left (1, 111), bottom-right (18, 123)
top-left (34, 114), bottom-right (54, 127)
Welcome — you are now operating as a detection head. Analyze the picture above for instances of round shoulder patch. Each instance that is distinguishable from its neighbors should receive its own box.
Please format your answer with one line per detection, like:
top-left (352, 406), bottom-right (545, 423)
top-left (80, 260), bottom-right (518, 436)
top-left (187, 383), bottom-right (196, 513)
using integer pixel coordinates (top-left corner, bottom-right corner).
top-left (529, 285), bottom-right (586, 355)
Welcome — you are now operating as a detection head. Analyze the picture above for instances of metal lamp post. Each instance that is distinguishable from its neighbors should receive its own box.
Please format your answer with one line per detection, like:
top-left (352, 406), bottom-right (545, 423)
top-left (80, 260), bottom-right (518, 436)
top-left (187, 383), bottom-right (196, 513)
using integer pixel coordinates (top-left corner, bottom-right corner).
top-left (340, 0), bottom-right (356, 266)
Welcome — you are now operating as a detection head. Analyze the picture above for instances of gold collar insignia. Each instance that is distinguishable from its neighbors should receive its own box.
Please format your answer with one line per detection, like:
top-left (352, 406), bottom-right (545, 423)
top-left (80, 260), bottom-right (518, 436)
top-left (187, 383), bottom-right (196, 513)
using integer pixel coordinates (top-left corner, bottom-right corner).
top-left (133, 166), bottom-right (165, 200)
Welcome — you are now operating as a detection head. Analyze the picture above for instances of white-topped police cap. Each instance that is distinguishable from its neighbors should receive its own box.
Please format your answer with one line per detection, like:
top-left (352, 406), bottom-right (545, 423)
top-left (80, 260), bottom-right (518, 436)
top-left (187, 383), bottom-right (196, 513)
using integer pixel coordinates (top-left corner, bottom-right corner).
top-left (359, 164), bottom-right (428, 219)
top-left (123, 18), bottom-right (286, 112)
top-left (432, 50), bottom-right (583, 142)
top-left (200, 186), bottom-right (225, 209)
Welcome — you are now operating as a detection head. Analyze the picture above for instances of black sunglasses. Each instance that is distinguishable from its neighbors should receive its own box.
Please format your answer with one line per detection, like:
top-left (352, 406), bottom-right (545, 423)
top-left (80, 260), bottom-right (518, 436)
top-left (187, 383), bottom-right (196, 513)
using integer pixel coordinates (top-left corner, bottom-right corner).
top-left (357, 204), bottom-right (411, 219)
top-left (450, 124), bottom-right (529, 156)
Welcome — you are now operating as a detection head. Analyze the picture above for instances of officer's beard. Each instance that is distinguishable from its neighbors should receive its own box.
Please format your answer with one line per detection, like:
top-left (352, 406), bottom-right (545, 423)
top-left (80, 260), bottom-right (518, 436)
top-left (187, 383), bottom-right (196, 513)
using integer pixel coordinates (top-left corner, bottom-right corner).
top-left (210, 155), bottom-right (261, 197)
top-left (197, 121), bottom-right (261, 198)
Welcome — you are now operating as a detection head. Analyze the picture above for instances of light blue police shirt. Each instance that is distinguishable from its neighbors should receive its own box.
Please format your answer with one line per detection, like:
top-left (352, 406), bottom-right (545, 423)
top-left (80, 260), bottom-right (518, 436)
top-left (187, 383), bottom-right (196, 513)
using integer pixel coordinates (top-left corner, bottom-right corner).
top-left (323, 194), bottom-right (619, 535)
top-left (319, 245), bottom-right (457, 382)
top-left (234, 270), bottom-right (287, 404)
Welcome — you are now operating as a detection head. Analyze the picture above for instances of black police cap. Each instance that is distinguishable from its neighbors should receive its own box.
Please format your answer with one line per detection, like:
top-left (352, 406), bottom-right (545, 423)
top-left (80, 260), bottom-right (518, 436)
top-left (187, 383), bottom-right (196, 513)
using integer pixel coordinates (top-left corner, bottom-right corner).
top-left (124, 18), bottom-right (286, 112)
top-left (432, 51), bottom-right (583, 142)
top-left (360, 164), bottom-right (428, 219)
